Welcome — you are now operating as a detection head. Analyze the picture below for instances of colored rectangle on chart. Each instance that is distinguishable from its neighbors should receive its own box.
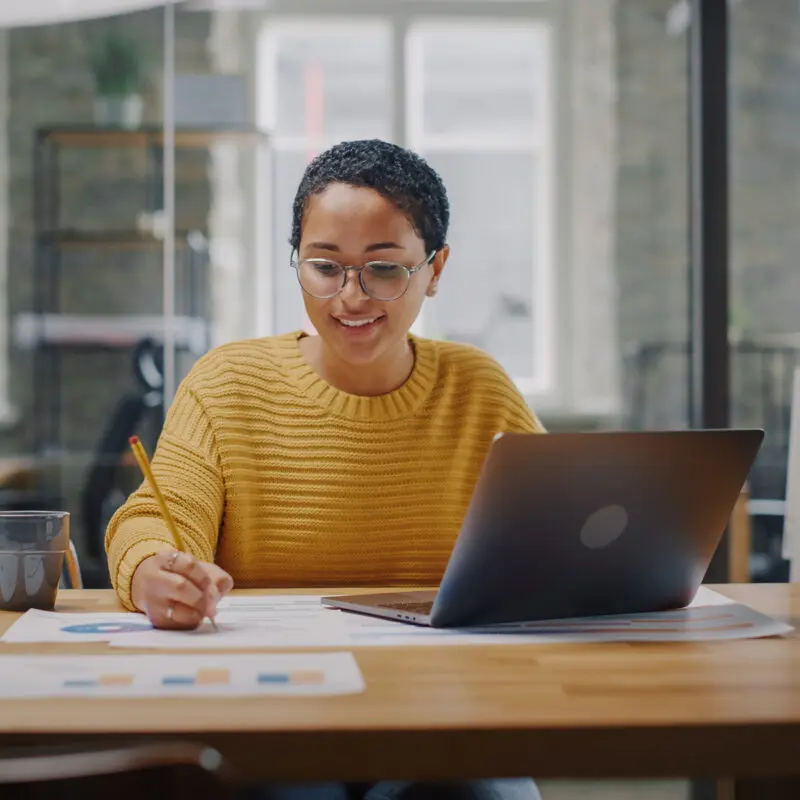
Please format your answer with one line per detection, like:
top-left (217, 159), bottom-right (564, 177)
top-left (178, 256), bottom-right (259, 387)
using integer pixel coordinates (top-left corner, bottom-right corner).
top-left (64, 679), bottom-right (97, 688)
top-left (257, 673), bottom-right (290, 684)
top-left (257, 671), bottom-right (325, 685)
top-left (195, 669), bottom-right (230, 685)
top-left (99, 674), bottom-right (133, 686)
top-left (290, 670), bottom-right (325, 685)
top-left (162, 676), bottom-right (195, 686)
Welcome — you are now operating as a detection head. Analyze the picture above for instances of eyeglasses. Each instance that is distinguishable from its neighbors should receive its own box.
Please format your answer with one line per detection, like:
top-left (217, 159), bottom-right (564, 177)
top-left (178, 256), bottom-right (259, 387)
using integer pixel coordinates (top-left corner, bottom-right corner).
top-left (290, 251), bottom-right (437, 302)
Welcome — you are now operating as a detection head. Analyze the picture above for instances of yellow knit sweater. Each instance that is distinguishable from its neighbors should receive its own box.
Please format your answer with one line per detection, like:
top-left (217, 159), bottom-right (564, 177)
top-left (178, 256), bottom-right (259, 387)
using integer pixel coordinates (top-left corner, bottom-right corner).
top-left (105, 331), bottom-right (543, 609)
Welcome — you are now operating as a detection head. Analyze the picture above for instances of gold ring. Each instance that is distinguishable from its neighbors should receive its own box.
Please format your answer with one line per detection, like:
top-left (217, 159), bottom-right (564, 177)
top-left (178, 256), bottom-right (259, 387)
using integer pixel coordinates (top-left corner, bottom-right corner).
top-left (165, 551), bottom-right (180, 572)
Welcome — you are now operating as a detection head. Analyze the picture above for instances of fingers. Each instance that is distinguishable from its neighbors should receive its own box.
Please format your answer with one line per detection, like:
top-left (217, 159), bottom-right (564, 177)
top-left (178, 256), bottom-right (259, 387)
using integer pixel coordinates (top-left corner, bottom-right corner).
top-left (142, 551), bottom-right (221, 629)
top-left (169, 552), bottom-right (223, 620)
top-left (166, 552), bottom-right (212, 593)
top-left (163, 570), bottom-right (206, 611)
top-left (134, 552), bottom-right (236, 630)
top-left (208, 564), bottom-right (234, 597)
top-left (144, 583), bottom-right (204, 630)
top-left (163, 552), bottom-right (220, 617)
top-left (152, 598), bottom-right (204, 630)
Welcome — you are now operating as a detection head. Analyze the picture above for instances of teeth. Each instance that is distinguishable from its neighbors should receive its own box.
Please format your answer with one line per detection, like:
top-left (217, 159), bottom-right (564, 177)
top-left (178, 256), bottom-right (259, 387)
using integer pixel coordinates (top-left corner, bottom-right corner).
top-left (339, 318), bottom-right (378, 327)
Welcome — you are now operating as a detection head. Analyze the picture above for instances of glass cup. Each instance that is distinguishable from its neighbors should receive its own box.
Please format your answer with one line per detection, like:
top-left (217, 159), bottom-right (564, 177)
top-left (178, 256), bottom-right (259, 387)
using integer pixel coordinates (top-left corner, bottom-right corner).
top-left (0, 511), bottom-right (70, 612)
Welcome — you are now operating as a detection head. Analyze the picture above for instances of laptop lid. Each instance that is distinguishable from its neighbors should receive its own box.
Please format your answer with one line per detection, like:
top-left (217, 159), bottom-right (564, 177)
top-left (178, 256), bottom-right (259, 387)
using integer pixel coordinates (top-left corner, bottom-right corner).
top-left (428, 429), bottom-right (764, 627)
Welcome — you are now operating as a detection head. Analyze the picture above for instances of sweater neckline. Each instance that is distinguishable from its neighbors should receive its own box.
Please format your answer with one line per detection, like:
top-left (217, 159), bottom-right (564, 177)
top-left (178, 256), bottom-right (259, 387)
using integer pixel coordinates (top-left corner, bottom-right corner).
top-left (278, 330), bottom-right (438, 422)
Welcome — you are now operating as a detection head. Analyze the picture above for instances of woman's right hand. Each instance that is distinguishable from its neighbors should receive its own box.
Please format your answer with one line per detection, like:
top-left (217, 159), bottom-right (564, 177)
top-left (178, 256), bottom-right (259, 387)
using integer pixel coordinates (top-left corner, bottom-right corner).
top-left (130, 551), bottom-right (234, 629)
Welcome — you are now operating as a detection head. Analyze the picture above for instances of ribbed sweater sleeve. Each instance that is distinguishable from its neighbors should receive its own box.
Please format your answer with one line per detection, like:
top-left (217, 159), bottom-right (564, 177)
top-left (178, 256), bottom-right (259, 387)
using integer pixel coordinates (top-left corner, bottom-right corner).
top-left (104, 375), bottom-right (224, 610)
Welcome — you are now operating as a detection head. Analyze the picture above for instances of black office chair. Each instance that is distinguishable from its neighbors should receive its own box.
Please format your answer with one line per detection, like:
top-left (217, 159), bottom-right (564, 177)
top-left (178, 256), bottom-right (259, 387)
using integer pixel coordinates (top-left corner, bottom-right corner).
top-left (79, 338), bottom-right (165, 588)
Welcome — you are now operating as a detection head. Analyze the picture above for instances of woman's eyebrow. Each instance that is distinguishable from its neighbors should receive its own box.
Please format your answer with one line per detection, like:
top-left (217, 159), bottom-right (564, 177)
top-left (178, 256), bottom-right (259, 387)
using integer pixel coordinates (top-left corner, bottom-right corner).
top-left (306, 241), bottom-right (340, 252)
top-left (304, 241), bottom-right (405, 253)
top-left (365, 242), bottom-right (404, 252)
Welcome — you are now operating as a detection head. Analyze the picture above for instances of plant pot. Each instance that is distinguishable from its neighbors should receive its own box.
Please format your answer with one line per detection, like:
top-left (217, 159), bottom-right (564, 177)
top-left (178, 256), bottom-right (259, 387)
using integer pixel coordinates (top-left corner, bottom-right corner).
top-left (93, 94), bottom-right (143, 129)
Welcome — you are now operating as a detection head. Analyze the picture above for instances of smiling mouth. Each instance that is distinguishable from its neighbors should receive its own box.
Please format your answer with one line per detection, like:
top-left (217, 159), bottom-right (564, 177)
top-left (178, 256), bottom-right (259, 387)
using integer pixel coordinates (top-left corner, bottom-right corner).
top-left (334, 316), bottom-right (385, 329)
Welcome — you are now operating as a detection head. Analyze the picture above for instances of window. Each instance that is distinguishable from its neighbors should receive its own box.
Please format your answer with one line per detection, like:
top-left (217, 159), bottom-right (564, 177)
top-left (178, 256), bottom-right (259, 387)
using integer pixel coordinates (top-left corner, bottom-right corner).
top-left (407, 22), bottom-right (552, 395)
top-left (257, 13), bottom-right (554, 398)
top-left (257, 20), bottom-right (392, 336)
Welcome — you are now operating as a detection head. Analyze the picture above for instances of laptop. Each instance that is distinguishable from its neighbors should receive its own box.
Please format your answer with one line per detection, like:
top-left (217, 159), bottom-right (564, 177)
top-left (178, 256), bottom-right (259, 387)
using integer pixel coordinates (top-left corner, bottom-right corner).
top-left (322, 429), bottom-right (764, 628)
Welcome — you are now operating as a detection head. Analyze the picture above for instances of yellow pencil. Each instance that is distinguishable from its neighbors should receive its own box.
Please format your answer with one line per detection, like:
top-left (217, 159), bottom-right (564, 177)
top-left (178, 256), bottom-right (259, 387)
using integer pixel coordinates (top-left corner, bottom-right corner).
top-left (128, 436), bottom-right (218, 630)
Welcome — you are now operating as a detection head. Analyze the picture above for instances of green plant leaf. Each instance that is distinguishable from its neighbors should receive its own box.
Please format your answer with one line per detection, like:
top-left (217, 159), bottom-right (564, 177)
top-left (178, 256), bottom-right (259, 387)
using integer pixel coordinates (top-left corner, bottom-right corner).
top-left (89, 32), bottom-right (142, 96)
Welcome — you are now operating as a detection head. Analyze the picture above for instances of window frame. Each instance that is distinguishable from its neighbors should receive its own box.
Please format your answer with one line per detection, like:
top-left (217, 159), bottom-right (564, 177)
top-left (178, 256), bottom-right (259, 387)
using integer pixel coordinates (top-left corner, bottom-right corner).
top-left (256, 1), bottom-right (561, 403)
top-left (256, 16), bottom-right (395, 337)
top-left (405, 17), bottom-right (554, 396)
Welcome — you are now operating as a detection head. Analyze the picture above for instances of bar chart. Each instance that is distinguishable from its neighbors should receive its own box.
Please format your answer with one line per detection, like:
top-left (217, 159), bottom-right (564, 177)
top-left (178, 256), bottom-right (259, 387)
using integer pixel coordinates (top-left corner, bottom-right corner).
top-left (0, 654), bottom-right (364, 698)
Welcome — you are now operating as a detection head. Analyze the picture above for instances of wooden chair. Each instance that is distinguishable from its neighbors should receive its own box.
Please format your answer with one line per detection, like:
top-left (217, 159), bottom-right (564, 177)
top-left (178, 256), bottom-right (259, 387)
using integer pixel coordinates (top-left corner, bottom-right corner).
top-left (783, 365), bottom-right (800, 581)
top-left (0, 740), bottom-right (232, 799)
top-left (729, 483), bottom-right (753, 583)
top-left (62, 540), bottom-right (83, 589)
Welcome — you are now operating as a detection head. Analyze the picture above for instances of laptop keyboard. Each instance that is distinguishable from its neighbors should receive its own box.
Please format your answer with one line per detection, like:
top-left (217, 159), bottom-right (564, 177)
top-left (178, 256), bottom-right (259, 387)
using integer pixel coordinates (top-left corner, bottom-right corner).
top-left (377, 600), bottom-right (434, 615)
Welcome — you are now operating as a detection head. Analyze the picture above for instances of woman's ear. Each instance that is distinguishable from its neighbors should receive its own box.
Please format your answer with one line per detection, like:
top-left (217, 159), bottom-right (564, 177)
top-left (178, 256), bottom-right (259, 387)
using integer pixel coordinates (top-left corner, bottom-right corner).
top-left (427, 245), bottom-right (449, 297)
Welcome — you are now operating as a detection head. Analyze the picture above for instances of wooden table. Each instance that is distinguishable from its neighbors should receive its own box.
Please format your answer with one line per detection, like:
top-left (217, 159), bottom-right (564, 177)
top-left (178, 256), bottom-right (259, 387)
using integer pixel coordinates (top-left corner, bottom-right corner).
top-left (0, 585), bottom-right (798, 794)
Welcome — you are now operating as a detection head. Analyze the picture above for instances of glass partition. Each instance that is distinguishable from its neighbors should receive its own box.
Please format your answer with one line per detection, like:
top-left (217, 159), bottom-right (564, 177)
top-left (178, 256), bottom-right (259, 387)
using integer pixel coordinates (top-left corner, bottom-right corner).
top-left (0, 6), bottom-right (166, 587)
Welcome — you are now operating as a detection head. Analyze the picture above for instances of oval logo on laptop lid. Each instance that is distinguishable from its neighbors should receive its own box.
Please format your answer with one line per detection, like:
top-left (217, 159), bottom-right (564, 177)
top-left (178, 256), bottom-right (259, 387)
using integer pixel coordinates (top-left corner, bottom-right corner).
top-left (580, 505), bottom-right (628, 549)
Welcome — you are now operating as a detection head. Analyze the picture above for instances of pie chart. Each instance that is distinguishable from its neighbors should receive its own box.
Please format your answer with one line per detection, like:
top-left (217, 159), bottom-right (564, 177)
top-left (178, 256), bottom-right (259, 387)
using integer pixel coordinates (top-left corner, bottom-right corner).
top-left (60, 622), bottom-right (153, 635)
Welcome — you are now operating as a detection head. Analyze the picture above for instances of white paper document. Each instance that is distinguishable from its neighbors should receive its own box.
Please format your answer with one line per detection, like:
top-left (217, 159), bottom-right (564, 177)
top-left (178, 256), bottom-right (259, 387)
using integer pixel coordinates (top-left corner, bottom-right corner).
top-left (0, 596), bottom-right (326, 647)
top-left (0, 652), bottom-right (364, 698)
top-left (109, 587), bottom-right (792, 648)
top-left (1, 610), bottom-right (154, 643)
top-left (114, 595), bottom-right (339, 649)
top-left (3, 588), bottom-right (791, 650)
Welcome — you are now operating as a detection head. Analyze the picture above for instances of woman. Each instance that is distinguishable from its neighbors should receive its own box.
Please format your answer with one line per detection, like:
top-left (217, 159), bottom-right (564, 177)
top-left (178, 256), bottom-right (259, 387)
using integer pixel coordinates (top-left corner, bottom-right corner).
top-left (105, 139), bottom-right (544, 800)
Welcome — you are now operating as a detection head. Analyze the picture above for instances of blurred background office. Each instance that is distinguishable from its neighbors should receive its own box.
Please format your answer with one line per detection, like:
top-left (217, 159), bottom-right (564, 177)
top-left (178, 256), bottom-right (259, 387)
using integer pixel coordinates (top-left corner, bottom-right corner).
top-left (0, 0), bottom-right (797, 591)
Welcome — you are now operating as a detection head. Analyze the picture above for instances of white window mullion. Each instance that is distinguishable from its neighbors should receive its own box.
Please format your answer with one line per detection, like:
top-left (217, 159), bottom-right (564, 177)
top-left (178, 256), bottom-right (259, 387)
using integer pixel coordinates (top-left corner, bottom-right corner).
top-left (405, 19), bottom-right (553, 397)
top-left (533, 23), bottom-right (554, 396)
top-left (405, 24), bottom-right (426, 337)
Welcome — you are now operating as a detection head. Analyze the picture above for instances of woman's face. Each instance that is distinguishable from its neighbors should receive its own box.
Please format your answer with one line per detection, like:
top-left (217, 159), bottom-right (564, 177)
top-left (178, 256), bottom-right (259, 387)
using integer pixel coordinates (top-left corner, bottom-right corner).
top-left (297, 182), bottom-right (448, 368)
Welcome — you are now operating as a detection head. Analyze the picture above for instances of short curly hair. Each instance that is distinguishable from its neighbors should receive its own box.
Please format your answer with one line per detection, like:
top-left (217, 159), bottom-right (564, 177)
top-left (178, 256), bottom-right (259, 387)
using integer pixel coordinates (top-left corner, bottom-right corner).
top-left (290, 139), bottom-right (450, 254)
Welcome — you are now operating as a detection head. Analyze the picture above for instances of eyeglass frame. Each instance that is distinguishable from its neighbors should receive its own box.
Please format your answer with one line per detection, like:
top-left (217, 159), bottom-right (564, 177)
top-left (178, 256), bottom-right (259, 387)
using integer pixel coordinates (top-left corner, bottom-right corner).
top-left (290, 250), bottom-right (438, 301)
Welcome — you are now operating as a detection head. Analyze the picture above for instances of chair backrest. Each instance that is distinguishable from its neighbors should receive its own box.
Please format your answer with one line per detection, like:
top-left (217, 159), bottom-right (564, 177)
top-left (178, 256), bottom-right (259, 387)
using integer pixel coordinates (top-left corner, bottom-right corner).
top-left (62, 540), bottom-right (83, 589)
top-left (0, 741), bottom-right (231, 799)
top-left (783, 366), bottom-right (800, 581)
top-left (80, 393), bottom-right (155, 566)
top-left (80, 338), bottom-right (166, 582)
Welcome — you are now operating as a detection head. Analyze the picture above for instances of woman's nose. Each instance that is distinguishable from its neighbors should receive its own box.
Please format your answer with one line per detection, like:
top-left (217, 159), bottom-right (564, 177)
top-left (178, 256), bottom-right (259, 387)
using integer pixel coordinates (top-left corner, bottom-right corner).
top-left (341, 268), bottom-right (368, 300)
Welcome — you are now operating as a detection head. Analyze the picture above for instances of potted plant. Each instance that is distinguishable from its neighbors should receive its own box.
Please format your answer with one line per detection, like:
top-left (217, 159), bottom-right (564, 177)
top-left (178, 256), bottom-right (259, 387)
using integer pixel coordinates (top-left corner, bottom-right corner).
top-left (89, 32), bottom-right (143, 129)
